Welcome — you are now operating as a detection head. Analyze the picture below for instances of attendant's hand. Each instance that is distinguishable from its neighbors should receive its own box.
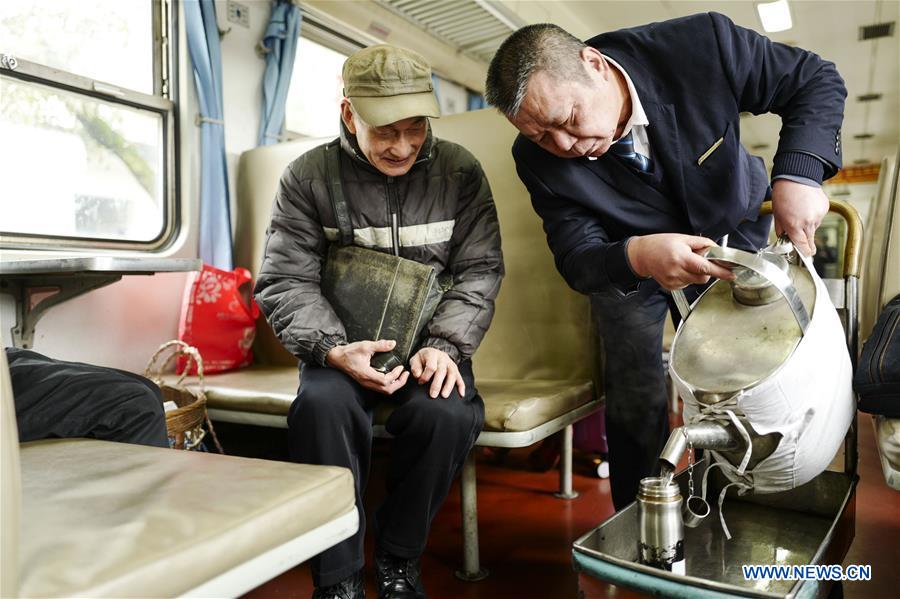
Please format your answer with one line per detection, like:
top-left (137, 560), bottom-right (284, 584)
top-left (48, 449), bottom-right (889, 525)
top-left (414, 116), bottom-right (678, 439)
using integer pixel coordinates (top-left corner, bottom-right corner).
top-left (771, 179), bottom-right (830, 256)
top-left (326, 340), bottom-right (409, 395)
top-left (627, 233), bottom-right (736, 291)
top-left (409, 347), bottom-right (465, 399)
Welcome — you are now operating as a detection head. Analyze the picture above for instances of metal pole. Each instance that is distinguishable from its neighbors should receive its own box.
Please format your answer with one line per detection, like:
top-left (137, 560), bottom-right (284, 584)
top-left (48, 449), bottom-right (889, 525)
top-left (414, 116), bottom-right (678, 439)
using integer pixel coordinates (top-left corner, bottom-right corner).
top-left (844, 276), bottom-right (859, 476)
top-left (455, 449), bottom-right (488, 581)
top-left (555, 424), bottom-right (579, 499)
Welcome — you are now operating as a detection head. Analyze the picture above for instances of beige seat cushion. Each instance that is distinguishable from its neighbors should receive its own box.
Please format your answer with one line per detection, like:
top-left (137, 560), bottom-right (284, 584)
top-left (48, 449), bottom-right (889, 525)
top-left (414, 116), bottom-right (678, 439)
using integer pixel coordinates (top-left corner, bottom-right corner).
top-left (874, 416), bottom-right (900, 490)
top-left (190, 367), bottom-right (593, 433)
top-left (169, 365), bottom-right (300, 416)
top-left (18, 439), bottom-right (354, 598)
top-left (476, 379), bottom-right (594, 432)
top-left (373, 378), bottom-right (594, 432)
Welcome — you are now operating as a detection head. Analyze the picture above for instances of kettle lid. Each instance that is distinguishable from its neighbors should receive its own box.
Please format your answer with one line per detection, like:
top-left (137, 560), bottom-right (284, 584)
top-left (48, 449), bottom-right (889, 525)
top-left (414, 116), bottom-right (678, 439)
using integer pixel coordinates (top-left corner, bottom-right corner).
top-left (670, 245), bottom-right (815, 398)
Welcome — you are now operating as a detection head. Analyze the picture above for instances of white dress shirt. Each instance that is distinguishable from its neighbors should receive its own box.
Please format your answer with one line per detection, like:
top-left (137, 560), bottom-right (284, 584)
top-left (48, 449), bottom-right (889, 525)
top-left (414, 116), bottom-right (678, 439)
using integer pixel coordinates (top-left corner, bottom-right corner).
top-left (605, 54), bottom-right (651, 159)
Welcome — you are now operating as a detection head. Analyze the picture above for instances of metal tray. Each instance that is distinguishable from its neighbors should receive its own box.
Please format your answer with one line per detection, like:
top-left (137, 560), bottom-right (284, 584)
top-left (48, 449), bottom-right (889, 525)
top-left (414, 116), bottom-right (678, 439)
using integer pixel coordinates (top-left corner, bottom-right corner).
top-left (573, 460), bottom-right (857, 599)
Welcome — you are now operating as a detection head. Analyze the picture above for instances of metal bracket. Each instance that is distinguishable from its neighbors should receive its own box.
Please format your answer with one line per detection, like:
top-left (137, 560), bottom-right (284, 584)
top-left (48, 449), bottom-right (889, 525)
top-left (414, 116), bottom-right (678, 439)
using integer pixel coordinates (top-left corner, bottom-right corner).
top-left (1, 274), bottom-right (122, 348)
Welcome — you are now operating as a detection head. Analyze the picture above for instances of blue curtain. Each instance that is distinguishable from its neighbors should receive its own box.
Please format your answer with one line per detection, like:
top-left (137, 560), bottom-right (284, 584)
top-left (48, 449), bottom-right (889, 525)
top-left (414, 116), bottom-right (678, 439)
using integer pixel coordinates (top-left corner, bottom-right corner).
top-left (185, 0), bottom-right (233, 270)
top-left (432, 74), bottom-right (441, 103)
top-left (258, 0), bottom-right (302, 146)
top-left (467, 92), bottom-right (486, 111)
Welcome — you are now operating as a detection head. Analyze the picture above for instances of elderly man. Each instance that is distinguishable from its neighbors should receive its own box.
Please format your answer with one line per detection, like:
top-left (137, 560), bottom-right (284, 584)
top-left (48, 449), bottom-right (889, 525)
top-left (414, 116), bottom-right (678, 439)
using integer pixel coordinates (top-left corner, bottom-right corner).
top-left (485, 13), bottom-right (845, 510)
top-left (255, 45), bottom-right (503, 599)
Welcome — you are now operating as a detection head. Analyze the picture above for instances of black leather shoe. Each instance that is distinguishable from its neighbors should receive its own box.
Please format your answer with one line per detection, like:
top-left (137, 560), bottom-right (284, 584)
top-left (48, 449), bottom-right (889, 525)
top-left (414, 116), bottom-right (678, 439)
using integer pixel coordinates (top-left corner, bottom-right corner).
top-left (375, 550), bottom-right (426, 599)
top-left (312, 570), bottom-right (365, 599)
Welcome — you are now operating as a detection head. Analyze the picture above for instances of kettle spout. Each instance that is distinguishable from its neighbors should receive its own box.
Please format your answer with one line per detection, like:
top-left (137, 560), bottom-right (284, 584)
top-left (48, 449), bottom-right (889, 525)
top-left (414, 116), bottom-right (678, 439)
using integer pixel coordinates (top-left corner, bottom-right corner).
top-left (658, 423), bottom-right (741, 472)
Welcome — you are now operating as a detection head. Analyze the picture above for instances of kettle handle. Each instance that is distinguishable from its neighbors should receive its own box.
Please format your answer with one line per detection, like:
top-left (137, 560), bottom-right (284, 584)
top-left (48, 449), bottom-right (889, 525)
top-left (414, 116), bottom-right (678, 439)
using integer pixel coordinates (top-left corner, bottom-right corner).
top-left (672, 246), bottom-right (811, 335)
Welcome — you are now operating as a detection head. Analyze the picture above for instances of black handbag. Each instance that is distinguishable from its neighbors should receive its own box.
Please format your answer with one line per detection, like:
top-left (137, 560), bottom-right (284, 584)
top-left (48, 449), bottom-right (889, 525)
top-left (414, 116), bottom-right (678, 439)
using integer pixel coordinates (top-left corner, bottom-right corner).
top-left (320, 142), bottom-right (450, 373)
top-left (854, 294), bottom-right (900, 417)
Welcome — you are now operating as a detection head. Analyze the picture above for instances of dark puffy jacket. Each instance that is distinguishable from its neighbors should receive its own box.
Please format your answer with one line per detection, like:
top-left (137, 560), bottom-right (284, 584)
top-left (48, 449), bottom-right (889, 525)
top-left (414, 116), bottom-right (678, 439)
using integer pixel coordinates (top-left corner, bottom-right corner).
top-left (254, 124), bottom-right (504, 367)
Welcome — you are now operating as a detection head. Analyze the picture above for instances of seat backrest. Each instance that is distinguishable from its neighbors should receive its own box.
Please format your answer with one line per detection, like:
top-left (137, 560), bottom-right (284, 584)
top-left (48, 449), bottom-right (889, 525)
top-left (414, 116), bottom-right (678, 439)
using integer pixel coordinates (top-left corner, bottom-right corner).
top-left (880, 154), bottom-right (900, 304)
top-left (235, 137), bottom-right (330, 366)
top-left (860, 152), bottom-right (899, 341)
top-left (237, 111), bottom-right (594, 382)
top-left (430, 109), bottom-right (594, 382)
top-left (1, 350), bottom-right (21, 597)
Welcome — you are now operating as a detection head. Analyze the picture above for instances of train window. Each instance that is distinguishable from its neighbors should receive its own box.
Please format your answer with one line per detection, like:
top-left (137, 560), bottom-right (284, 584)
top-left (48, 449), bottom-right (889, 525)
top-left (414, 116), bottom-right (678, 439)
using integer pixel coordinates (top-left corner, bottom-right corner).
top-left (282, 25), bottom-right (486, 140)
top-left (284, 37), bottom-right (348, 139)
top-left (0, 0), bottom-right (154, 95)
top-left (0, 0), bottom-right (174, 249)
top-left (432, 76), bottom-right (468, 117)
top-left (1, 79), bottom-right (164, 242)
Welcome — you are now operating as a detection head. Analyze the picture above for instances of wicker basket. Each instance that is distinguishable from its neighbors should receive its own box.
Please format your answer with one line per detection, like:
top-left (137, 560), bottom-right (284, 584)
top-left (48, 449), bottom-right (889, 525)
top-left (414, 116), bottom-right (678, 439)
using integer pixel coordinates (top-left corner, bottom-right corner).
top-left (144, 340), bottom-right (223, 452)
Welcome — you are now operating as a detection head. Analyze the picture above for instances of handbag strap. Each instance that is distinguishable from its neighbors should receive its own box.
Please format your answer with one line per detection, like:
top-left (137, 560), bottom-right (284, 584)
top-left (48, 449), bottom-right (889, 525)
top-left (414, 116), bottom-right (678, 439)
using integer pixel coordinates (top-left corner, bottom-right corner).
top-left (325, 141), bottom-right (353, 246)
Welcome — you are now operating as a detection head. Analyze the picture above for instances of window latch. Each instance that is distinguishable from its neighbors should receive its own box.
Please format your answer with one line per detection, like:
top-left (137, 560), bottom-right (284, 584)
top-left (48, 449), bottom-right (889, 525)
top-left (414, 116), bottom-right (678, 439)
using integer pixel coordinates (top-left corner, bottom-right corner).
top-left (92, 82), bottom-right (125, 98)
top-left (0, 54), bottom-right (18, 70)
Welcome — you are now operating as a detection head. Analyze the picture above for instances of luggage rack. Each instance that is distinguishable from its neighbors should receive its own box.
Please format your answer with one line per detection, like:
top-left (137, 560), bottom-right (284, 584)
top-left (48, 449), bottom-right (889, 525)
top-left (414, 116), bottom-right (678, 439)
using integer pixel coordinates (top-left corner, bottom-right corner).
top-left (573, 200), bottom-right (862, 598)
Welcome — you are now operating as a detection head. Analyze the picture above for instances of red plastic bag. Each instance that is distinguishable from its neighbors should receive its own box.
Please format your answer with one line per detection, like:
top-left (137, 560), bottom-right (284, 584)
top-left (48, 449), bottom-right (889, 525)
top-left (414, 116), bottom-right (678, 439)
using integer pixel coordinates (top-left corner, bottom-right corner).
top-left (177, 264), bottom-right (260, 375)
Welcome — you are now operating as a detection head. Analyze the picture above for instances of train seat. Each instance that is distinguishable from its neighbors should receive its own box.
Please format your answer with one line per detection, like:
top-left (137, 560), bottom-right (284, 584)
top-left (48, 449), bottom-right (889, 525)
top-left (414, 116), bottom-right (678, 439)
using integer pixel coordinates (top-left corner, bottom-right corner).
top-left (178, 109), bottom-right (603, 577)
top-left (1, 352), bottom-right (358, 598)
top-left (860, 153), bottom-right (900, 491)
top-left (194, 366), bottom-right (595, 436)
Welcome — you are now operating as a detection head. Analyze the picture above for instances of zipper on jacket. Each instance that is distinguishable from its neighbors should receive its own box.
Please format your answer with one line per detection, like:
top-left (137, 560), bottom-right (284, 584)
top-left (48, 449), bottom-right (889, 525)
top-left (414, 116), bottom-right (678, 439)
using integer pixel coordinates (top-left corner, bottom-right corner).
top-left (387, 176), bottom-right (401, 257)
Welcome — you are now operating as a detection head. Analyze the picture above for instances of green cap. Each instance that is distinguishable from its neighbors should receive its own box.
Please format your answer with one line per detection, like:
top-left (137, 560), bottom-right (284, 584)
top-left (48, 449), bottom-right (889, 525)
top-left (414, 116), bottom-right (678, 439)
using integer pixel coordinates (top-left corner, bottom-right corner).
top-left (342, 44), bottom-right (441, 127)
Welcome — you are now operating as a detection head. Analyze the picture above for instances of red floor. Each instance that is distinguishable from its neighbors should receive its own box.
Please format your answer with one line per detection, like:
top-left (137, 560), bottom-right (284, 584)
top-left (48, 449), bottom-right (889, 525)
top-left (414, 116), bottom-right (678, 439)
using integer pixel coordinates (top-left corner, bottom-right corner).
top-left (244, 413), bottom-right (899, 599)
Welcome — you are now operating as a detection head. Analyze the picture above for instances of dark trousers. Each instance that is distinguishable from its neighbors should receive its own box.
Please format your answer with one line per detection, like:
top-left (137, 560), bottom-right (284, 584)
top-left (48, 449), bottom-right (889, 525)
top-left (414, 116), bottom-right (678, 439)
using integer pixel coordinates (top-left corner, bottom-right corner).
top-left (6, 347), bottom-right (168, 448)
top-left (591, 288), bottom-right (686, 510)
top-left (288, 360), bottom-right (484, 588)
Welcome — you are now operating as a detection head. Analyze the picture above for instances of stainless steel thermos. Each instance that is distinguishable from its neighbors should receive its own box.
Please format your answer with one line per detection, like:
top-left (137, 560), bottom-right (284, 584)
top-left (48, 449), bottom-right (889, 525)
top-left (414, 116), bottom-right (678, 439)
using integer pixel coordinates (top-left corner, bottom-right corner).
top-left (637, 477), bottom-right (685, 573)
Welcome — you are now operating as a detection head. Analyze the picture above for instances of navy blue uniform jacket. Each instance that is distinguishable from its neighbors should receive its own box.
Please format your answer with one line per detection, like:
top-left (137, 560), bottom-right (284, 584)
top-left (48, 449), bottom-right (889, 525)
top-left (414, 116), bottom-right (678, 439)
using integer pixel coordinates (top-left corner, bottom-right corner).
top-left (512, 12), bottom-right (846, 295)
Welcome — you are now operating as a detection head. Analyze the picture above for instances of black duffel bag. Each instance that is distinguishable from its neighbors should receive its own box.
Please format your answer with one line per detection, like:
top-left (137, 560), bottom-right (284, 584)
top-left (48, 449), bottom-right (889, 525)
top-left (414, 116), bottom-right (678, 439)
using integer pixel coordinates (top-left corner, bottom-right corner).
top-left (855, 294), bottom-right (900, 417)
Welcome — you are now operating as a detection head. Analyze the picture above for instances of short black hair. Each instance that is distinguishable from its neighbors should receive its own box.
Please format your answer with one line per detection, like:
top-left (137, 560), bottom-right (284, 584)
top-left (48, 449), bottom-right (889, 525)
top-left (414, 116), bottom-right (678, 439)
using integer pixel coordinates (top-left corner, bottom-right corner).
top-left (485, 24), bottom-right (589, 117)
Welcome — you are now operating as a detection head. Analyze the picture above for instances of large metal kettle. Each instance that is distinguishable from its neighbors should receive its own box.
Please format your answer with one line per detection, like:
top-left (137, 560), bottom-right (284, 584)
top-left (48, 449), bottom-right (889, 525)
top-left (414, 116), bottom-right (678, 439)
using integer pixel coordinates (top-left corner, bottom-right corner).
top-left (664, 234), bottom-right (854, 493)
top-left (666, 239), bottom-right (816, 471)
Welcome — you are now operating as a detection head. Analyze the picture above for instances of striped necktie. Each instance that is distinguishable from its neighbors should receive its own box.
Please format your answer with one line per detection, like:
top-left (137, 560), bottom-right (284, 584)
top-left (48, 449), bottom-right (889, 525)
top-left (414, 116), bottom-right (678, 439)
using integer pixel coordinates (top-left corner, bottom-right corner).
top-left (608, 131), bottom-right (651, 172)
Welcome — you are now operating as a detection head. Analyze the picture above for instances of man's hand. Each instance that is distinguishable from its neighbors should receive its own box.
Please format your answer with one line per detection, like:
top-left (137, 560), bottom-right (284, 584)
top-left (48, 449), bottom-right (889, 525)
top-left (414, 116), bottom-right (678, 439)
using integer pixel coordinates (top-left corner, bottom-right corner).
top-left (771, 179), bottom-right (830, 256)
top-left (627, 233), bottom-right (736, 291)
top-left (326, 340), bottom-right (409, 395)
top-left (409, 347), bottom-right (465, 399)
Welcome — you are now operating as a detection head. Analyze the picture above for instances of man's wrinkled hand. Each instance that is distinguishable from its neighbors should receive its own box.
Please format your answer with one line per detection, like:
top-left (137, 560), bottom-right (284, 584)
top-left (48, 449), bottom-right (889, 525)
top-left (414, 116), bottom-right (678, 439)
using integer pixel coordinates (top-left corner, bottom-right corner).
top-left (771, 179), bottom-right (830, 256)
top-left (326, 340), bottom-right (409, 395)
top-left (627, 233), bottom-right (736, 291)
top-left (409, 347), bottom-right (465, 399)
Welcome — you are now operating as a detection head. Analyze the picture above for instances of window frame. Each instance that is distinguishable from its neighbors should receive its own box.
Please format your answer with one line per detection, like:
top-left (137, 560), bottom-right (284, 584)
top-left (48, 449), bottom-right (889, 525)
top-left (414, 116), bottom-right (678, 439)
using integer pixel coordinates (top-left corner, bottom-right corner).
top-left (281, 17), bottom-right (363, 142)
top-left (0, 0), bottom-right (179, 252)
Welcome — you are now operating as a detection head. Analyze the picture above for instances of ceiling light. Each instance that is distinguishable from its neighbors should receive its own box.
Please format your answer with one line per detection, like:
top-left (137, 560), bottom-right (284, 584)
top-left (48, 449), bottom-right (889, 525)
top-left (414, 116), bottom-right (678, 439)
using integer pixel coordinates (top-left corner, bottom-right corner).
top-left (757, 0), bottom-right (793, 33)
